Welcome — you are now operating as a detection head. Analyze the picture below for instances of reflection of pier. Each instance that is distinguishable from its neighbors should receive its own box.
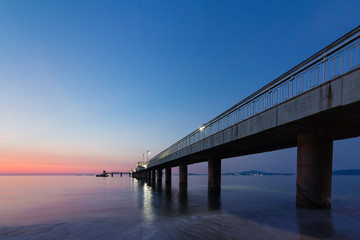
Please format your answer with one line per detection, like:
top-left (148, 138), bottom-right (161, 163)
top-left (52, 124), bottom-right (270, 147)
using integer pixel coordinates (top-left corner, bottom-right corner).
top-left (133, 26), bottom-right (360, 209)
top-left (132, 177), bottom-right (220, 222)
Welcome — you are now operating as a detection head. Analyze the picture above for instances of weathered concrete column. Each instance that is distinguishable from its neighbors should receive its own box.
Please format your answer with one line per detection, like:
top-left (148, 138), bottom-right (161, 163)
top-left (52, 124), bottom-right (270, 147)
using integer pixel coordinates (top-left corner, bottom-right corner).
top-left (157, 168), bottom-right (162, 184)
top-left (151, 169), bottom-right (156, 182)
top-left (208, 156), bottom-right (221, 192)
top-left (297, 132), bottom-right (333, 209)
top-left (165, 166), bottom-right (172, 185)
top-left (179, 163), bottom-right (187, 188)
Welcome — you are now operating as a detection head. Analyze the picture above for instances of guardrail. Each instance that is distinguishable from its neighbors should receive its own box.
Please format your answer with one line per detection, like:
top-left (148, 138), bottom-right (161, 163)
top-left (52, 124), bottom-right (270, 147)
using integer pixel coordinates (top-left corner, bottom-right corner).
top-left (149, 26), bottom-right (360, 165)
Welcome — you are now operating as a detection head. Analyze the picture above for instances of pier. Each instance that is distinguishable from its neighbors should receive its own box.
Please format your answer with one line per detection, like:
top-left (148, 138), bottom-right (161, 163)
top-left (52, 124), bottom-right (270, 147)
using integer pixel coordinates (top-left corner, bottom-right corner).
top-left (96, 170), bottom-right (131, 177)
top-left (132, 26), bottom-right (360, 209)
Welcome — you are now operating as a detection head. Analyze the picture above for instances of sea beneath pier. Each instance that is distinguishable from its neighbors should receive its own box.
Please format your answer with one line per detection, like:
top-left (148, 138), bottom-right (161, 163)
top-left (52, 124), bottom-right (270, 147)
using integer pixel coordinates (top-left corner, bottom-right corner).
top-left (0, 175), bottom-right (359, 239)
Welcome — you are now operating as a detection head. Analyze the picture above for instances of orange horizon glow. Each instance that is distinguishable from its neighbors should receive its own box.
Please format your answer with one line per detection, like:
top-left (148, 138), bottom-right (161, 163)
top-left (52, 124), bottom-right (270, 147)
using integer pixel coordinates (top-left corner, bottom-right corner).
top-left (0, 149), bottom-right (133, 174)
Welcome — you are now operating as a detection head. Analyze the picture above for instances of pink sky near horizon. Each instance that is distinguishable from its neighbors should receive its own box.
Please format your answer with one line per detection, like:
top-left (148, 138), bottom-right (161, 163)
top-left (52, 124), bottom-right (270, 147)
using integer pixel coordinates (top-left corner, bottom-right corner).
top-left (0, 149), bottom-right (134, 174)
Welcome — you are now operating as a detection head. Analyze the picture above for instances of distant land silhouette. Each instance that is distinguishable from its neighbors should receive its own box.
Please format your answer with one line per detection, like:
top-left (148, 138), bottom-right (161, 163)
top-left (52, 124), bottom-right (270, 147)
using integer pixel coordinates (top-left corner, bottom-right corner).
top-left (2, 170), bottom-right (360, 176)
top-left (223, 170), bottom-right (294, 176)
top-left (222, 169), bottom-right (360, 176)
top-left (184, 169), bottom-right (360, 176)
top-left (332, 169), bottom-right (360, 175)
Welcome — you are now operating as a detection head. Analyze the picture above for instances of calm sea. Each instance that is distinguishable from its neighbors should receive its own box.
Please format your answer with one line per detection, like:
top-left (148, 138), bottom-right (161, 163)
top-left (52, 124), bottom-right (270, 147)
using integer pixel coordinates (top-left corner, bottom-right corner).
top-left (0, 175), bottom-right (359, 240)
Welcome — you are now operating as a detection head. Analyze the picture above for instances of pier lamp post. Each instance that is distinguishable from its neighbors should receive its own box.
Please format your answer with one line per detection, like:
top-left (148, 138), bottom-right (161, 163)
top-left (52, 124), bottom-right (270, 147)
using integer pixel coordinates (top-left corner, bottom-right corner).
top-left (147, 150), bottom-right (151, 161)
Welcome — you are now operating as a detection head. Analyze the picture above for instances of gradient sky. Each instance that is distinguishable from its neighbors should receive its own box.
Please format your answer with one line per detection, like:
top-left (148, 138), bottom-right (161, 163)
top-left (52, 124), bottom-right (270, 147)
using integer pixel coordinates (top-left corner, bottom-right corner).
top-left (1, 0), bottom-right (360, 174)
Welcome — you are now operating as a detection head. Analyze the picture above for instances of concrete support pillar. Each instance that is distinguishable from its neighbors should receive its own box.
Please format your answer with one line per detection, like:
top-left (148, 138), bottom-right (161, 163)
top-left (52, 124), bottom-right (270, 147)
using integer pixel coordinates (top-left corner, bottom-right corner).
top-left (297, 132), bottom-right (333, 209)
top-left (151, 169), bottom-right (156, 182)
top-left (208, 191), bottom-right (221, 210)
top-left (157, 168), bottom-right (162, 184)
top-left (208, 156), bottom-right (221, 192)
top-left (179, 164), bottom-right (187, 188)
top-left (165, 166), bottom-right (171, 185)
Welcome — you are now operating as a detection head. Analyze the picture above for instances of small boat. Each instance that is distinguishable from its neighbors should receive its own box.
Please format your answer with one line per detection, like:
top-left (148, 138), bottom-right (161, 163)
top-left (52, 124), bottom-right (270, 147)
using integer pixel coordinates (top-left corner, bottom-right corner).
top-left (96, 170), bottom-right (109, 177)
top-left (96, 173), bottom-right (109, 177)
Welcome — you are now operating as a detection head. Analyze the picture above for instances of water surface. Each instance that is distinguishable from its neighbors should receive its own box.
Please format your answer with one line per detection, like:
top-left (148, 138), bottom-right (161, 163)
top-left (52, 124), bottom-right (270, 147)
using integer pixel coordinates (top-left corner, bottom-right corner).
top-left (0, 175), bottom-right (359, 239)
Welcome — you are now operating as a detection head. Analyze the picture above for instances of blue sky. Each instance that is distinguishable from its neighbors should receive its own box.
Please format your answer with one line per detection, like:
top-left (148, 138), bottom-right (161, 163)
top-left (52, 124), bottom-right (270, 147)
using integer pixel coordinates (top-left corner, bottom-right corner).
top-left (0, 0), bottom-right (359, 174)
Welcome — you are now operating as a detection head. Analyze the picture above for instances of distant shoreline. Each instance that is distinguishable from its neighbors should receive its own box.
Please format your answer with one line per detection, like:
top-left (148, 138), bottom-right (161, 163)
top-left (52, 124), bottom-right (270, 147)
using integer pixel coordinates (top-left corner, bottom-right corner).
top-left (1, 169), bottom-right (360, 176)
top-left (188, 169), bottom-right (360, 176)
top-left (0, 173), bottom-right (95, 176)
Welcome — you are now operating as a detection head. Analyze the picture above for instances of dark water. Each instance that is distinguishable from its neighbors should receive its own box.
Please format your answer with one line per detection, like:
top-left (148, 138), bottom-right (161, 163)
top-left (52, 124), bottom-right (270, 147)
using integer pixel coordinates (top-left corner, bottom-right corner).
top-left (0, 175), bottom-right (359, 239)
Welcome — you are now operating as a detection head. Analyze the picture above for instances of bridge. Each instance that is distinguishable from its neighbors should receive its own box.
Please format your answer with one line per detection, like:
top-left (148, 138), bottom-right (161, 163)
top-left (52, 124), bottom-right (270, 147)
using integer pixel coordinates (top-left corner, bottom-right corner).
top-left (132, 26), bottom-right (360, 209)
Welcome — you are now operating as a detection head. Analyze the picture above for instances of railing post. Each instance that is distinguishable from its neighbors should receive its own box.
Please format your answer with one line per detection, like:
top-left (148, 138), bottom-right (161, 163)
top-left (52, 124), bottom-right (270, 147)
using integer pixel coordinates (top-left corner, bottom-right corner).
top-left (323, 56), bottom-right (327, 83)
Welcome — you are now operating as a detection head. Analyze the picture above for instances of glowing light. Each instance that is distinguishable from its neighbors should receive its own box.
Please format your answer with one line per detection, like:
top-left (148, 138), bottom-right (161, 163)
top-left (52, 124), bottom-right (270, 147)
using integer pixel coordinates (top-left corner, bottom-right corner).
top-left (143, 183), bottom-right (154, 223)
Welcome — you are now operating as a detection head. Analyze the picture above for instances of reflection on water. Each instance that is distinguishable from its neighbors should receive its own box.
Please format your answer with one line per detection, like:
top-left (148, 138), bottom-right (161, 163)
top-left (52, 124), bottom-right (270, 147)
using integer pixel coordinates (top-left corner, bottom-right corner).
top-left (134, 178), bottom-right (221, 216)
top-left (0, 175), bottom-right (359, 239)
top-left (208, 191), bottom-right (221, 210)
top-left (142, 181), bottom-right (155, 223)
top-left (296, 209), bottom-right (335, 239)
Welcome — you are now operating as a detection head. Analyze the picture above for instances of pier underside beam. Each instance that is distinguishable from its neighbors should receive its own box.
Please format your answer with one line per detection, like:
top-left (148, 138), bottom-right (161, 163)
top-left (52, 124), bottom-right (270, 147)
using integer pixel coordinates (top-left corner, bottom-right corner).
top-left (296, 132), bottom-right (333, 209)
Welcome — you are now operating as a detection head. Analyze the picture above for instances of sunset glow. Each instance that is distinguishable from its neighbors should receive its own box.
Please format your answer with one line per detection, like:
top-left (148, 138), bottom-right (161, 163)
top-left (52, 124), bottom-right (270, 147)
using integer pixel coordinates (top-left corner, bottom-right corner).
top-left (1, 1), bottom-right (360, 175)
top-left (0, 150), bottom-right (132, 174)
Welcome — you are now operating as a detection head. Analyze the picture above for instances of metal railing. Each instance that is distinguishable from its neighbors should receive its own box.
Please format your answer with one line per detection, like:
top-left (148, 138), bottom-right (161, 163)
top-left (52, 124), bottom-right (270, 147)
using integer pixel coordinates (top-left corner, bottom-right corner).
top-left (149, 26), bottom-right (360, 165)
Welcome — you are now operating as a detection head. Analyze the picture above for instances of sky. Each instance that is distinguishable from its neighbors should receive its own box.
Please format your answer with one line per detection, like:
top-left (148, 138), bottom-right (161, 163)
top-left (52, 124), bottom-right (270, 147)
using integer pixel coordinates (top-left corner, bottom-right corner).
top-left (0, 0), bottom-right (360, 174)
